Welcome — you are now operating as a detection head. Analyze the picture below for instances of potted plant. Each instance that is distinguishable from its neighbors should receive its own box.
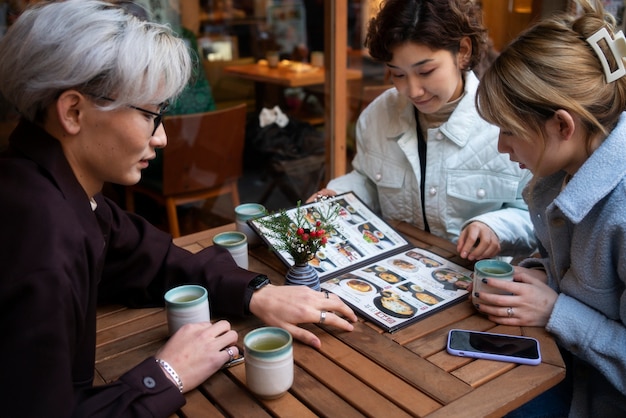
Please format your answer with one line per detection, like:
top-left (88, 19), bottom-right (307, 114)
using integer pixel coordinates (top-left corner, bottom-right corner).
top-left (255, 197), bottom-right (339, 290)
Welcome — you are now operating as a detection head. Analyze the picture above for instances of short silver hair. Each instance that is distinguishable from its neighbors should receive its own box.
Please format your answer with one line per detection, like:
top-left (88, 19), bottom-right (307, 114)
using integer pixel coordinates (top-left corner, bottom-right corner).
top-left (0, 0), bottom-right (192, 122)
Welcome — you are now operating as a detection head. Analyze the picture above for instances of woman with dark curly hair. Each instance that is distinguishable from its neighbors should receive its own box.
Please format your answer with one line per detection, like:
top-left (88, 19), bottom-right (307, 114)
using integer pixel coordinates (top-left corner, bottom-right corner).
top-left (310, 0), bottom-right (535, 262)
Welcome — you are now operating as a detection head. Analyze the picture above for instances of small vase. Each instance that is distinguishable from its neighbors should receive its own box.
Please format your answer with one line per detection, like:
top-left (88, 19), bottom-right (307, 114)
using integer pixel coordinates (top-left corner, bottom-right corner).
top-left (285, 263), bottom-right (320, 291)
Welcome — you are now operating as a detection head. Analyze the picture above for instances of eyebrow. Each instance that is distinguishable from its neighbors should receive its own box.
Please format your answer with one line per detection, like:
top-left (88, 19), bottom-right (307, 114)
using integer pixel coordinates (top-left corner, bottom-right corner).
top-left (386, 58), bottom-right (434, 70)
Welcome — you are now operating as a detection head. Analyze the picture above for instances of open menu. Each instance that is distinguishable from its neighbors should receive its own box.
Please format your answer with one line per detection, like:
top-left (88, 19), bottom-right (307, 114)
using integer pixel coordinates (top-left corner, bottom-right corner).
top-left (249, 192), bottom-right (472, 332)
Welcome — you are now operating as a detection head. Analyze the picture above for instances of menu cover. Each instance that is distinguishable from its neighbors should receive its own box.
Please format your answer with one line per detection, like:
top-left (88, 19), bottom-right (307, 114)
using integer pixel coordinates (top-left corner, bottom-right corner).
top-left (249, 192), bottom-right (472, 332)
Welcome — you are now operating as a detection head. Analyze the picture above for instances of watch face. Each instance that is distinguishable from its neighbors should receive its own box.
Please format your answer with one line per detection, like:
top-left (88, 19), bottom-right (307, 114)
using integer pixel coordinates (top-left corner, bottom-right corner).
top-left (250, 275), bottom-right (270, 290)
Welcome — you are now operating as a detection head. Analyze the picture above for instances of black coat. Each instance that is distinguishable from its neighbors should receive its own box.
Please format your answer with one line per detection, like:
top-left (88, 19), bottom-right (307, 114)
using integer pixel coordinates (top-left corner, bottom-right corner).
top-left (0, 121), bottom-right (258, 417)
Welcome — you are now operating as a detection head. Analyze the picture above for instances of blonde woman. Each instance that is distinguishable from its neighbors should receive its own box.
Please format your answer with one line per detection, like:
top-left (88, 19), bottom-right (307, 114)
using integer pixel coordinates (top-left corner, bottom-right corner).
top-left (475, 0), bottom-right (626, 415)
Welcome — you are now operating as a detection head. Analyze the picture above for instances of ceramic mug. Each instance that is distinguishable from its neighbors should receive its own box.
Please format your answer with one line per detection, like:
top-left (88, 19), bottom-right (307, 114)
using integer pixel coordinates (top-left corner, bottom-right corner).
top-left (472, 259), bottom-right (514, 305)
top-left (235, 203), bottom-right (265, 246)
top-left (266, 51), bottom-right (279, 68)
top-left (310, 51), bottom-right (324, 67)
top-left (164, 285), bottom-right (210, 335)
top-left (244, 327), bottom-right (294, 399)
top-left (212, 231), bottom-right (248, 269)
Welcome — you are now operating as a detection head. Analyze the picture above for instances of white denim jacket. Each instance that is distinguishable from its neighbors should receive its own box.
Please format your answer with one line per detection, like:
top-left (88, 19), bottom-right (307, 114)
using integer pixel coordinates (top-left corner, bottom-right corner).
top-left (328, 72), bottom-right (536, 256)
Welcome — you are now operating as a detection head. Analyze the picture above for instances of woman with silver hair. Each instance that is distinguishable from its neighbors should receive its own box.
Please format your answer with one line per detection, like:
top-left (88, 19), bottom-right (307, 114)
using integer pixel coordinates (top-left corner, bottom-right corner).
top-left (0, 1), bottom-right (356, 416)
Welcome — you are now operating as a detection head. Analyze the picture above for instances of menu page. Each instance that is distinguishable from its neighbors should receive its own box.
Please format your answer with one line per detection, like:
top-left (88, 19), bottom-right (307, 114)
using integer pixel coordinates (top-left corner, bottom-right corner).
top-left (250, 192), bottom-right (410, 279)
top-left (250, 192), bottom-right (471, 332)
top-left (321, 247), bottom-right (472, 332)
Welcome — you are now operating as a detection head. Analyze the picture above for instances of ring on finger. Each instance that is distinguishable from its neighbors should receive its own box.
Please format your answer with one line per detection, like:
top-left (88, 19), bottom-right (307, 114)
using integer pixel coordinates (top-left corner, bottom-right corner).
top-left (507, 307), bottom-right (514, 318)
top-left (319, 310), bottom-right (327, 324)
top-left (225, 346), bottom-right (235, 362)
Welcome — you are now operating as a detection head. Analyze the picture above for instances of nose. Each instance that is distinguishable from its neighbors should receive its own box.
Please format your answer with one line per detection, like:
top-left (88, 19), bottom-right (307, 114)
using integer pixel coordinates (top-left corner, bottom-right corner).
top-left (151, 123), bottom-right (167, 149)
top-left (406, 75), bottom-right (425, 99)
top-left (497, 133), bottom-right (510, 155)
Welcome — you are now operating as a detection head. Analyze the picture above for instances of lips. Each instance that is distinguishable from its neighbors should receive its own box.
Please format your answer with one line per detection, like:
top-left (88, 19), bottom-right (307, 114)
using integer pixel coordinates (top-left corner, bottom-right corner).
top-left (413, 97), bottom-right (433, 106)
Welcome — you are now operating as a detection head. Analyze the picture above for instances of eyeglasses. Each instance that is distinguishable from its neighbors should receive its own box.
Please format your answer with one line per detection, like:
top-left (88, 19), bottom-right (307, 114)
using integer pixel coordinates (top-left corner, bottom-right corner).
top-left (100, 97), bottom-right (169, 136)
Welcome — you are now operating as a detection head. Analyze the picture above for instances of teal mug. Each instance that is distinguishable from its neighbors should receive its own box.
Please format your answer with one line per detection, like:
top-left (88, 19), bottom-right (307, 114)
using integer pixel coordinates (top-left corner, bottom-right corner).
top-left (472, 259), bottom-right (514, 305)
top-left (164, 285), bottom-right (210, 335)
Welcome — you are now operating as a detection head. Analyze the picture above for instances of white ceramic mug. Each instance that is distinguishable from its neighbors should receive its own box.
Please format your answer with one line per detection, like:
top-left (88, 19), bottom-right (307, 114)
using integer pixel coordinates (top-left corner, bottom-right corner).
top-left (244, 327), bottom-right (294, 399)
top-left (212, 231), bottom-right (248, 269)
top-left (235, 203), bottom-right (265, 246)
top-left (472, 259), bottom-right (514, 305)
top-left (164, 285), bottom-right (210, 335)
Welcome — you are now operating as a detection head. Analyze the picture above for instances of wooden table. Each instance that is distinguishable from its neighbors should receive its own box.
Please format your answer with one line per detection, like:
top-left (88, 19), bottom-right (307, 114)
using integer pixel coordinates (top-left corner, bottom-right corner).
top-left (95, 221), bottom-right (565, 418)
top-left (223, 62), bottom-right (362, 88)
top-left (223, 62), bottom-right (362, 125)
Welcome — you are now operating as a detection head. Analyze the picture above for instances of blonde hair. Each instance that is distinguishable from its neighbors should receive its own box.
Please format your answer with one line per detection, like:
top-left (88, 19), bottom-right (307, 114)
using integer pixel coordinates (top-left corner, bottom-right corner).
top-left (477, 0), bottom-right (626, 157)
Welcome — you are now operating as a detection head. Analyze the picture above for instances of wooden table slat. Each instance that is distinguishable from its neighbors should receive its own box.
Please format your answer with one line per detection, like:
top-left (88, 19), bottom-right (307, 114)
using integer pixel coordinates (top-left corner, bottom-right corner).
top-left (308, 324), bottom-right (442, 416)
top-left (296, 342), bottom-right (414, 418)
top-left (200, 371), bottom-right (273, 418)
top-left (331, 322), bottom-right (472, 405)
top-left (96, 340), bottom-right (164, 382)
top-left (96, 307), bottom-right (165, 339)
top-left (227, 365), bottom-right (319, 418)
top-left (427, 363), bottom-right (565, 418)
top-left (177, 389), bottom-right (226, 417)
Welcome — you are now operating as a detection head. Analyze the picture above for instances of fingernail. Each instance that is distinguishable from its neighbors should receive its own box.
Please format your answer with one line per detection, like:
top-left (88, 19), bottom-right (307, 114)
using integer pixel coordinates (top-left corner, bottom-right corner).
top-left (481, 278), bottom-right (488, 283)
top-left (474, 303), bottom-right (480, 309)
top-left (474, 292), bottom-right (479, 298)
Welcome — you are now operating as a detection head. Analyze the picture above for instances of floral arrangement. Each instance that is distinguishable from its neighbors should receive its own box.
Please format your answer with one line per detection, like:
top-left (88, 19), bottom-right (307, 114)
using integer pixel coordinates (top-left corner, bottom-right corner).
top-left (254, 197), bottom-right (340, 265)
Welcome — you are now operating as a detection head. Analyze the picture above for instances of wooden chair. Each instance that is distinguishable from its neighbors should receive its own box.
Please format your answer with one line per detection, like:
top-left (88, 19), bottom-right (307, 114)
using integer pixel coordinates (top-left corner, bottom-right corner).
top-left (125, 103), bottom-right (247, 237)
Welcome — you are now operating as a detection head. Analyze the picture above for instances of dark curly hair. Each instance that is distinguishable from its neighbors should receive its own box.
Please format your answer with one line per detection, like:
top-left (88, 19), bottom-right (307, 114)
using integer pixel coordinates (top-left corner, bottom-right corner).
top-left (365, 0), bottom-right (488, 72)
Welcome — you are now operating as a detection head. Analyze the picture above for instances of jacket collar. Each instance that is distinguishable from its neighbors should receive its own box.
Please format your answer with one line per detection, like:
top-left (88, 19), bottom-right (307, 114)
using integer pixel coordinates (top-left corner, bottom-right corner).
top-left (8, 120), bottom-right (105, 240)
top-left (555, 112), bottom-right (626, 223)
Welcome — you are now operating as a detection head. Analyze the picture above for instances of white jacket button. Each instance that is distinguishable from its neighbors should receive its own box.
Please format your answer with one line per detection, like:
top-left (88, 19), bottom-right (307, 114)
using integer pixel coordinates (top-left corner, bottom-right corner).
top-left (429, 186), bottom-right (437, 196)
top-left (375, 173), bottom-right (382, 181)
top-left (435, 131), bottom-right (444, 140)
top-left (476, 188), bottom-right (486, 198)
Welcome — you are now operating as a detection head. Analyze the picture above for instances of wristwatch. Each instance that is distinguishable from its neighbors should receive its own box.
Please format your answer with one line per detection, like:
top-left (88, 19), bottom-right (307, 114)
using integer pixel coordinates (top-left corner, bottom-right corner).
top-left (244, 275), bottom-right (271, 314)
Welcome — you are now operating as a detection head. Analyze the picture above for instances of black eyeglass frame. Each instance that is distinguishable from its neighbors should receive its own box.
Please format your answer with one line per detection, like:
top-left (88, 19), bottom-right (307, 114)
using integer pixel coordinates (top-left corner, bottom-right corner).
top-left (99, 97), bottom-right (169, 136)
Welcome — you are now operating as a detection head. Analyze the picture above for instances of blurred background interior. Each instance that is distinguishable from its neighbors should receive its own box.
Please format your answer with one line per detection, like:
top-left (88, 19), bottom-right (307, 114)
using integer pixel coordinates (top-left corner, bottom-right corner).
top-left (1, 0), bottom-right (624, 236)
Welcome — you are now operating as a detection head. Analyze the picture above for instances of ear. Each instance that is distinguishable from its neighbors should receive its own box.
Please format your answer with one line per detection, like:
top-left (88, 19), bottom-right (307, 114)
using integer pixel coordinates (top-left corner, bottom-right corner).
top-left (458, 37), bottom-right (472, 69)
top-left (55, 90), bottom-right (86, 136)
top-left (546, 109), bottom-right (576, 142)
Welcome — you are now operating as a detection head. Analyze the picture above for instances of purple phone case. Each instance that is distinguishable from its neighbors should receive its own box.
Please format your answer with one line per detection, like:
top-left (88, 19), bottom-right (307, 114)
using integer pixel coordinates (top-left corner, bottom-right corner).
top-left (446, 329), bottom-right (541, 366)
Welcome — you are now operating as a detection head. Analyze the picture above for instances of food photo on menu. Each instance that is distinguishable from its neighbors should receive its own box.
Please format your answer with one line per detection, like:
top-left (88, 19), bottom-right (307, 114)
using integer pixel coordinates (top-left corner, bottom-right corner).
top-left (249, 192), bottom-right (472, 331)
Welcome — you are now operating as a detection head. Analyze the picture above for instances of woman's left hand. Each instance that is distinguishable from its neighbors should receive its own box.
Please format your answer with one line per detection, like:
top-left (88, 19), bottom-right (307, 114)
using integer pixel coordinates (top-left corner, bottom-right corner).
top-left (474, 266), bottom-right (557, 326)
top-left (249, 284), bottom-right (358, 349)
top-left (457, 221), bottom-right (501, 260)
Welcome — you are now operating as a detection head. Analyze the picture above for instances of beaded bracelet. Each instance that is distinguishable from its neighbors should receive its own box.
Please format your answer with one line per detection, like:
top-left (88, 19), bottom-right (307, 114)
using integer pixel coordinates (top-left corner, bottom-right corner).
top-left (155, 358), bottom-right (184, 393)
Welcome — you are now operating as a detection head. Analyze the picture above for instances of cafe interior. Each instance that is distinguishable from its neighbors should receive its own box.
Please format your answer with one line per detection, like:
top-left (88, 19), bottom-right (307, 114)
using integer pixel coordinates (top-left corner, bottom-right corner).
top-left (4, 1), bottom-right (626, 415)
top-left (0, 0), bottom-right (617, 237)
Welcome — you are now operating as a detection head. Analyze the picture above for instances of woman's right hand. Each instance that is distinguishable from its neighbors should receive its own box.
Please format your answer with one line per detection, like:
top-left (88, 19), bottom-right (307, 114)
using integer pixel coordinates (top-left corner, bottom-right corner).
top-left (305, 188), bottom-right (337, 203)
top-left (155, 320), bottom-right (238, 393)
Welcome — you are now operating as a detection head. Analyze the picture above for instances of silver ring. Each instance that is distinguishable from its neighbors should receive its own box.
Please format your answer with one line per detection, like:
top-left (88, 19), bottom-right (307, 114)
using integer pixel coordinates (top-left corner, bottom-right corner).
top-left (319, 310), bottom-right (327, 324)
top-left (225, 347), bottom-right (235, 362)
top-left (323, 290), bottom-right (330, 299)
top-left (507, 307), bottom-right (514, 318)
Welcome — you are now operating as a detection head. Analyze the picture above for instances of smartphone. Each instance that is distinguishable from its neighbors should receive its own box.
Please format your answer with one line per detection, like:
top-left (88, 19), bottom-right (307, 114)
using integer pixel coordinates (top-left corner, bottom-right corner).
top-left (446, 329), bottom-right (541, 366)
